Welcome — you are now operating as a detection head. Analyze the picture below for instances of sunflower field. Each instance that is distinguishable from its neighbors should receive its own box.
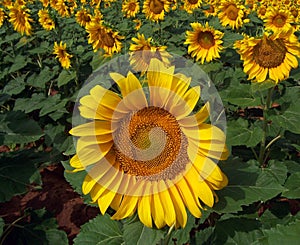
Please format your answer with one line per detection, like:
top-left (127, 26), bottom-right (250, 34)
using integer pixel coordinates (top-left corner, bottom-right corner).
top-left (0, 0), bottom-right (300, 244)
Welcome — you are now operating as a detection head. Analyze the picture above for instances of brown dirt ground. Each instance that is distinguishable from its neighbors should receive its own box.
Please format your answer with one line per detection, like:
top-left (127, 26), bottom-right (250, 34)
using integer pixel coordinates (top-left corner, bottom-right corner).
top-left (0, 163), bottom-right (99, 244)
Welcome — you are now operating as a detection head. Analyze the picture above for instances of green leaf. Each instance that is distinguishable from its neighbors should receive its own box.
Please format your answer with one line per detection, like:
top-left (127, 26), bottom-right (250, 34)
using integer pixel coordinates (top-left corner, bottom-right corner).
top-left (259, 210), bottom-right (300, 229)
top-left (282, 172), bottom-right (300, 199)
top-left (0, 150), bottom-right (47, 202)
top-left (2, 75), bottom-right (26, 95)
top-left (258, 219), bottom-right (300, 245)
top-left (0, 111), bottom-right (44, 145)
top-left (262, 160), bottom-right (287, 185)
top-left (227, 118), bottom-right (263, 147)
top-left (213, 159), bottom-right (286, 213)
top-left (169, 212), bottom-right (198, 245)
top-left (251, 80), bottom-right (276, 93)
top-left (14, 93), bottom-right (45, 113)
top-left (123, 219), bottom-right (165, 245)
top-left (3, 209), bottom-right (68, 245)
top-left (269, 101), bottom-right (300, 134)
top-left (9, 55), bottom-right (28, 73)
top-left (74, 214), bottom-right (123, 245)
top-left (57, 70), bottom-right (76, 87)
top-left (193, 218), bottom-right (264, 245)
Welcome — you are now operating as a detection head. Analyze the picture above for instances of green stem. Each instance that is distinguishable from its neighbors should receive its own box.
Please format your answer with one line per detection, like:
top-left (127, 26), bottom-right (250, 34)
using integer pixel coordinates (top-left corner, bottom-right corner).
top-left (258, 87), bottom-right (274, 167)
top-left (162, 223), bottom-right (175, 245)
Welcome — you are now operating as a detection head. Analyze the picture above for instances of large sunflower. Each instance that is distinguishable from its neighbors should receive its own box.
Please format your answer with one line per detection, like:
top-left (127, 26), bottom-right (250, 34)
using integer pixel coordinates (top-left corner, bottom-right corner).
top-left (8, 4), bottom-right (33, 36)
top-left (234, 31), bottom-right (300, 83)
top-left (122, 0), bottom-right (140, 18)
top-left (217, 0), bottom-right (249, 29)
top-left (129, 33), bottom-right (171, 73)
top-left (70, 58), bottom-right (228, 228)
top-left (53, 41), bottom-right (72, 69)
top-left (185, 22), bottom-right (224, 64)
top-left (264, 7), bottom-right (294, 33)
top-left (38, 9), bottom-right (55, 31)
top-left (85, 21), bottom-right (123, 56)
top-left (143, 0), bottom-right (170, 22)
top-left (183, 0), bottom-right (202, 14)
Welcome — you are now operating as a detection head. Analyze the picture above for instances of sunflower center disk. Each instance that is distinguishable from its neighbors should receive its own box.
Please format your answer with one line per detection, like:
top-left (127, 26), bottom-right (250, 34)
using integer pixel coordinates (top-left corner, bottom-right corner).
top-left (226, 4), bottom-right (239, 20)
top-left (102, 32), bottom-right (115, 47)
top-left (128, 3), bottom-right (136, 11)
top-left (273, 15), bottom-right (286, 27)
top-left (149, 0), bottom-right (164, 14)
top-left (188, 0), bottom-right (199, 4)
top-left (253, 37), bottom-right (287, 68)
top-left (114, 106), bottom-right (189, 181)
top-left (198, 31), bottom-right (215, 49)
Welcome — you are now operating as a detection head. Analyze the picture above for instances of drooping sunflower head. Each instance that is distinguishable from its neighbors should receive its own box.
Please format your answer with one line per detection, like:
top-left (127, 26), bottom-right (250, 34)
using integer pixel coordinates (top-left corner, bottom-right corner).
top-left (203, 0), bottom-right (218, 17)
top-left (217, 0), bottom-right (249, 29)
top-left (85, 21), bottom-right (123, 56)
top-left (70, 55), bottom-right (228, 228)
top-left (122, 0), bottom-right (140, 18)
top-left (143, 0), bottom-right (170, 22)
top-left (53, 41), bottom-right (73, 69)
top-left (75, 8), bottom-right (92, 27)
top-left (38, 9), bottom-right (55, 31)
top-left (8, 4), bottom-right (33, 36)
top-left (185, 22), bottom-right (224, 64)
top-left (264, 7), bottom-right (294, 34)
top-left (183, 0), bottom-right (202, 14)
top-left (234, 31), bottom-right (300, 83)
top-left (129, 33), bottom-right (171, 73)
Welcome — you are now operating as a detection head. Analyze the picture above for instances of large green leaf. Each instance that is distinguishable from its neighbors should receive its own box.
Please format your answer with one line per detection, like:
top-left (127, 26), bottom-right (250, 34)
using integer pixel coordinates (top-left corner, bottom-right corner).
top-left (226, 118), bottom-right (263, 147)
top-left (256, 219), bottom-right (300, 245)
top-left (0, 150), bottom-right (48, 202)
top-left (57, 70), bottom-right (77, 87)
top-left (213, 159), bottom-right (286, 213)
top-left (282, 172), bottom-right (300, 199)
top-left (0, 111), bottom-right (44, 145)
top-left (73, 214), bottom-right (123, 245)
top-left (123, 219), bottom-right (165, 245)
top-left (193, 218), bottom-right (264, 245)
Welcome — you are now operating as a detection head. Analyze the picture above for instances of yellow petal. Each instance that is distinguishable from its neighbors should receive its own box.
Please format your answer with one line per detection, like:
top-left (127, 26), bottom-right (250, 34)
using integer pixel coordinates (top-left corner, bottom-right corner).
top-left (69, 121), bottom-right (113, 136)
top-left (168, 184), bottom-right (187, 228)
top-left (138, 195), bottom-right (152, 228)
top-left (151, 183), bottom-right (166, 229)
top-left (112, 195), bottom-right (139, 219)
top-left (178, 102), bottom-right (210, 128)
top-left (98, 189), bottom-right (116, 214)
top-left (176, 177), bottom-right (202, 218)
top-left (158, 181), bottom-right (176, 227)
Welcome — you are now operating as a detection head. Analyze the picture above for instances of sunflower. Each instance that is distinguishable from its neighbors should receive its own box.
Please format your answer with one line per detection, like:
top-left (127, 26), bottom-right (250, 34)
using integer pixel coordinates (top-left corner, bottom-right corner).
top-left (264, 7), bottom-right (294, 34)
top-left (234, 31), bottom-right (300, 83)
top-left (122, 0), bottom-right (140, 18)
top-left (0, 8), bottom-right (6, 27)
top-left (257, 4), bottom-right (268, 20)
top-left (1, 0), bottom-right (13, 8)
top-left (86, 21), bottom-right (123, 56)
top-left (8, 4), bottom-right (33, 36)
top-left (40, 0), bottom-right (50, 7)
top-left (143, 0), bottom-right (170, 22)
top-left (69, 58), bottom-right (228, 228)
top-left (91, 9), bottom-right (103, 22)
top-left (217, 0), bottom-right (249, 29)
top-left (129, 33), bottom-right (171, 73)
top-left (54, 0), bottom-right (70, 17)
top-left (38, 9), bottom-right (55, 31)
top-left (203, 0), bottom-right (217, 17)
top-left (185, 22), bottom-right (224, 64)
top-left (133, 18), bottom-right (142, 30)
top-left (183, 0), bottom-right (202, 14)
top-left (75, 8), bottom-right (92, 27)
top-left (53, 41), bottom-right (73, 69)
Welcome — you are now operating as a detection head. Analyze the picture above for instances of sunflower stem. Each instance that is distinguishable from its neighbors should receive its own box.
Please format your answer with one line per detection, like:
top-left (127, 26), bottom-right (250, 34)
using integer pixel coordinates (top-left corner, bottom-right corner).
top-left (258, 87), bottom-right (274, 167)
top-left (162, 223), bottom-right (175, 245)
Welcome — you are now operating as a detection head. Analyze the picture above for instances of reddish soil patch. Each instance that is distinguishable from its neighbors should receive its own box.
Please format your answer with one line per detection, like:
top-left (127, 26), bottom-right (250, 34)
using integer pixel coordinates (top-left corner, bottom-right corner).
top-left (0, 163), bottom-right (99, 244)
